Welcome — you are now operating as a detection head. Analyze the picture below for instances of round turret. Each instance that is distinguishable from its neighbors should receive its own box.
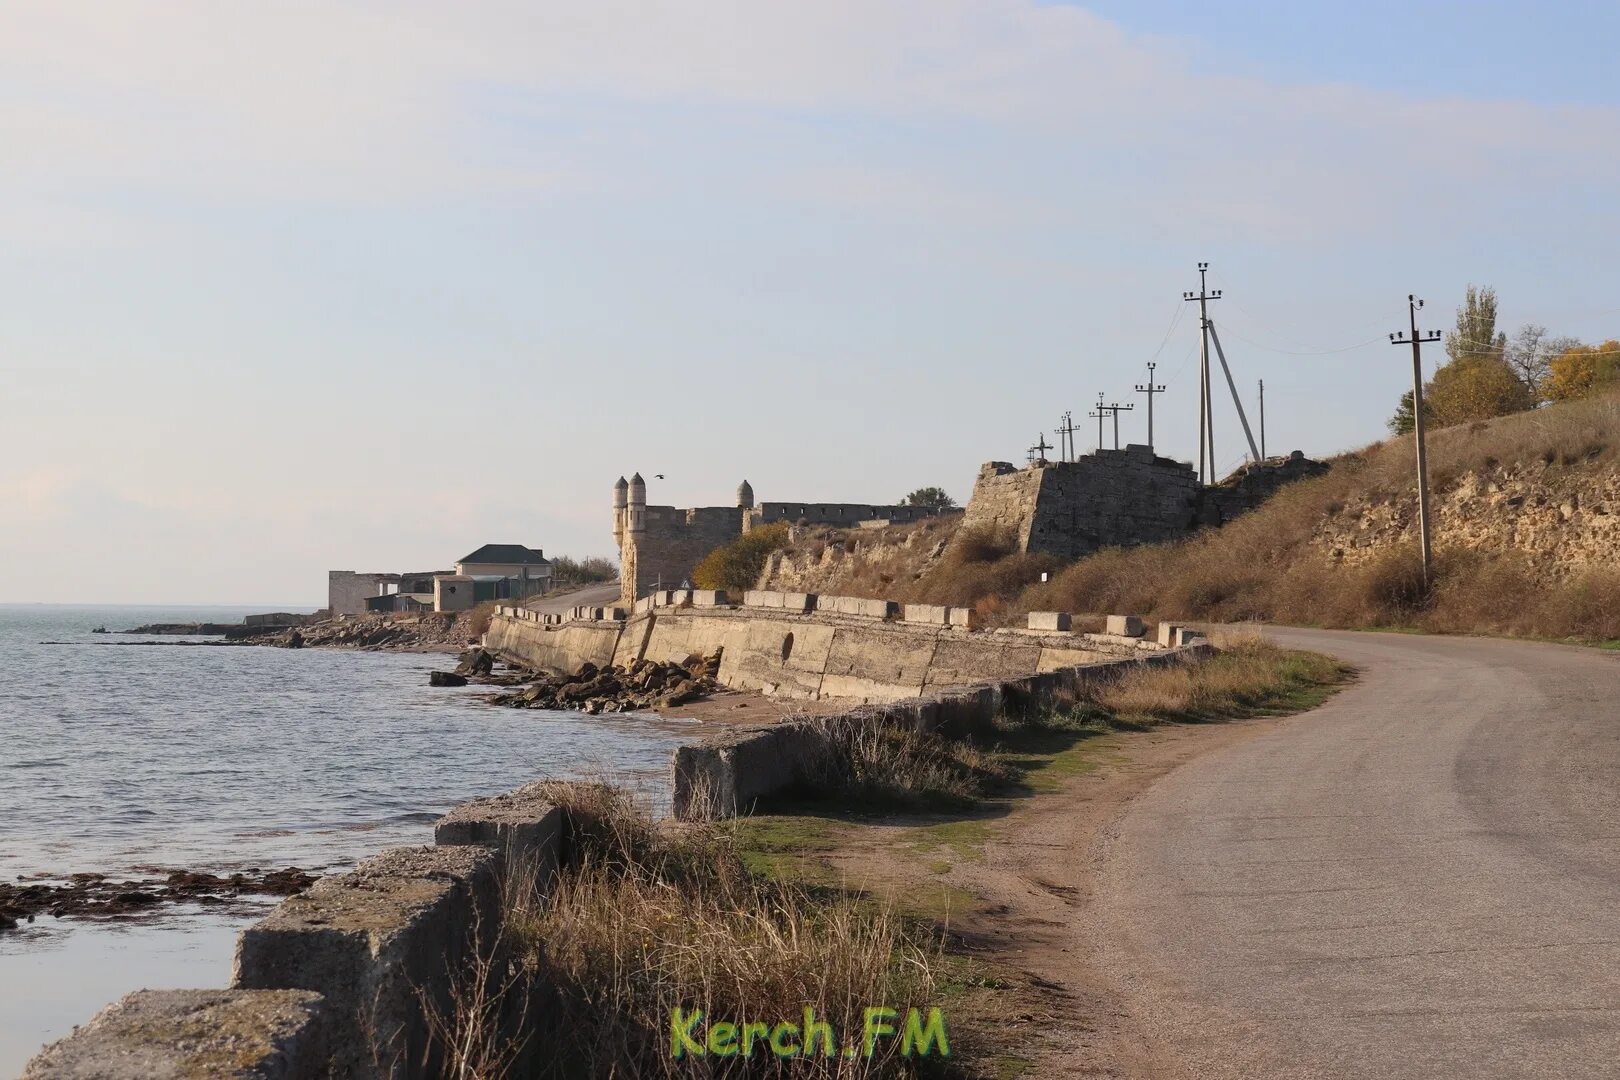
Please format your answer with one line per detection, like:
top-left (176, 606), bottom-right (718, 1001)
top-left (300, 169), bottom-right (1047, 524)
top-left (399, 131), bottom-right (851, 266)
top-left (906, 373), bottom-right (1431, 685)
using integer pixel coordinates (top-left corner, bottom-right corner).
top-left (628, 473), bottom-right (647, 507)
top-left (613, 476), bottom-right (629, 510)
top-left (737, 479), bottom-right (755, 509)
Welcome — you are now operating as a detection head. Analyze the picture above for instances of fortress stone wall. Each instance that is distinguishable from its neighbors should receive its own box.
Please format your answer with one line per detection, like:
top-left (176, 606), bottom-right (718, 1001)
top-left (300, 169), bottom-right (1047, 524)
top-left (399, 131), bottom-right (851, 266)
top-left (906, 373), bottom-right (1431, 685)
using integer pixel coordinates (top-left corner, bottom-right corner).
top-left (612, 473), bottom-right (957, 605)
top-left (960, 445), bottom-right (1327, 559)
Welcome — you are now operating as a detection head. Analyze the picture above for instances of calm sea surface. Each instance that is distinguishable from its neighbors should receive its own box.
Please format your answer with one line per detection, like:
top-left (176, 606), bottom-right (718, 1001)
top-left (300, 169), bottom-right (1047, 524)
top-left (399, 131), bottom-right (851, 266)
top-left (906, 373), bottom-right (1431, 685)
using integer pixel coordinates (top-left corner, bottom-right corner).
top-left (0, 604), bottom-right (692, 1075)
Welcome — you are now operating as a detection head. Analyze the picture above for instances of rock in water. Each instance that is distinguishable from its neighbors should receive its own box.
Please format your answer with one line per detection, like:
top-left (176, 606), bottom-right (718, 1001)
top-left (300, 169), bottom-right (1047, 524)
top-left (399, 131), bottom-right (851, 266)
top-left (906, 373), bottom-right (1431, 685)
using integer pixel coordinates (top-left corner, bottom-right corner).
top-left (454, 647), bottom-right (495, 676)
top-left (429, 671), bottom-right (469, 687)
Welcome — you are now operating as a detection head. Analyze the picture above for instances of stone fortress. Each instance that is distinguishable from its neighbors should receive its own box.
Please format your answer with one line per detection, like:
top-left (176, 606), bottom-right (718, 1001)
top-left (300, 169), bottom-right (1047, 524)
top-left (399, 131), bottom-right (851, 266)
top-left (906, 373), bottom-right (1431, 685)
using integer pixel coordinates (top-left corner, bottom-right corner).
top-left (611, 472), bottom-right (958, 605)
top-left (961, 444), bottom-right (1328, 558)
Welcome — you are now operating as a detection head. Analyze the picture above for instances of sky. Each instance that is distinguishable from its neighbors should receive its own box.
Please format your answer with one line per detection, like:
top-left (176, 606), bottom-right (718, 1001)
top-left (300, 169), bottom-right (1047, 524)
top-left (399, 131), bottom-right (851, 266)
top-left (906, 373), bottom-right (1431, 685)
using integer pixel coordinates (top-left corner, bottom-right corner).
top-left (7, 1), bottom-right (1620, 605)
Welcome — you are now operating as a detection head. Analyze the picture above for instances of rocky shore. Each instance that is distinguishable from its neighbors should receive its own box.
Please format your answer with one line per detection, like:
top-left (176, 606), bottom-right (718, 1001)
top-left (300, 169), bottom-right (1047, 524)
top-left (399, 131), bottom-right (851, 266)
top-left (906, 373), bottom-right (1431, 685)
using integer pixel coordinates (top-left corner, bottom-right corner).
top-left (0, 867), bottom-right (315, 933)
top-left (439, 649), bottom-right (724, 715)
top-left (111, 613), bottom-right (483, 653)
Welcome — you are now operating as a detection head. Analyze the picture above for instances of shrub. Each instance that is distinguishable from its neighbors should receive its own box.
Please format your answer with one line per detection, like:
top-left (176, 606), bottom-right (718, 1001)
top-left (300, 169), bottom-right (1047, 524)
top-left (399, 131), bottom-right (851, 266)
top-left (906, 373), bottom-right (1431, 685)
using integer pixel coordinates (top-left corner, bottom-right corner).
top-left (550, 555), bottom-right (618, 586)
top-left (691, 523), bottom-right (790, 593)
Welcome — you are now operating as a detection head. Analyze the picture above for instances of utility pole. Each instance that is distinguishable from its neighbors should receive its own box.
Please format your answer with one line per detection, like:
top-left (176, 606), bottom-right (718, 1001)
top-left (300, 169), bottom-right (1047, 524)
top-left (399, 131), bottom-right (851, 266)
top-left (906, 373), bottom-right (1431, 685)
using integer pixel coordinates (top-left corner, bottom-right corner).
top-left (1134, 363), bottom-right (1167, 451)
top-left (1088, 392), bottom-right (1106, 451)
top-left (1028, 433), bottom-right (1053, 465)
top-left (1258, 379), bottom-right (1266, 459)
top-left (1184, 263), bottom-right (1222, 484)
top-left (1206, 320), bottom-right (1261, 463)
top-left (1390, 295), bottom-right (1442, 588)
top-left (1096, 401), bottom-right (1134, 449)
top-left (1055, 411), bottom-right (1078, 463)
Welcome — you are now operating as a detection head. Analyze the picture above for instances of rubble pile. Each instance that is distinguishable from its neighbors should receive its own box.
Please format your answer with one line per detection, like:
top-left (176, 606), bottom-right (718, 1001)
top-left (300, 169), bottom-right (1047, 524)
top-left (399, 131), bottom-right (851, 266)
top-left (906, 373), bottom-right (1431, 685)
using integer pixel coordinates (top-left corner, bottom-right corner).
top-left (488, 652), bottom-right (723, 715)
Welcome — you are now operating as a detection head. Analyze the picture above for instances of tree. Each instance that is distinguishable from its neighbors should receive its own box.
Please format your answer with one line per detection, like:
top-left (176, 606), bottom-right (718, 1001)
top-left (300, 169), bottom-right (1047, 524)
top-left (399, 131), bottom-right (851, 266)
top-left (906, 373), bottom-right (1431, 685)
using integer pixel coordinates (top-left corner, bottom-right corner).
top-left (1547, 340), bottom-right (1620, 402)
top-left (1388, 286), bottom-right (1537, 432)
top-left (901, 486), bottom-right (957, 510)
top-left (1426, 353), bottom-right (1534, 426)
top-left (691, 523), bottom-right (790, 593)
top-left (1387, 388), bottom-right (1427, 436)
top-left (1445, 285), bottom-right (1506, 367)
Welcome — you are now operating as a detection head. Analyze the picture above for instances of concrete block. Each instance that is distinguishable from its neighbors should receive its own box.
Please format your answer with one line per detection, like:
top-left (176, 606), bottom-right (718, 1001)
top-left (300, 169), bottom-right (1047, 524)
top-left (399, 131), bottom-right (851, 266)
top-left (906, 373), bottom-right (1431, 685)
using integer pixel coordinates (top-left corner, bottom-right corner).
top-left (602, 606), bottom-right (628, 621)
top-left (233, 845), bottom-right (499, 1079)
top-left (23, 989), bottom-right (330, 1080)
top-left (667, 589), bottom-right (693, 607)
top-left (783, 592), bottom-right (817, 613)
top-left (903, 604), bottom-right (951, 626)
top-left (588, 606), bottom-right (606, 621)
top-left (948, 607), bottom-right (980, 630)
top-left (1106, 614), bottom-right (1146, 638)
top-left (1156, 621), bottom-right (1184, 647)
top-left (434, 783), bottom-right (563, 886)
top-left (827, 595), bottom-right (899, 619)
top-left (1028, 611), bottom-right (1073, 632)
top-left (1173, 626), bottom-right (1207, 647)
top-left (691, 590), bottom-right (728, 607)
top-left (743, 590), bottom-right (782, 608)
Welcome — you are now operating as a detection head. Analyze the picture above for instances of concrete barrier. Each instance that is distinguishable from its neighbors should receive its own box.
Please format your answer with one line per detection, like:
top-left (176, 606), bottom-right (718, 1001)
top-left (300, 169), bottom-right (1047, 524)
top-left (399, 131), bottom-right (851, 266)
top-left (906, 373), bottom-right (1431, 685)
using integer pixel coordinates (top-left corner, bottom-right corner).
top-left (902, 603), bottom-right (951, 626)
top-left (1107, 614), bottom-right (1145, 637)
top-left (233, 845), bottom-right (500, 1078)
top-left (434, 781), bottom-right (564, 886)
top-left (671, 640), bottom-right (1213, 819)
top-left (23, 989), bottom-right (330, 1080)
top-left (1028, 611), bottom-right (1072, 631)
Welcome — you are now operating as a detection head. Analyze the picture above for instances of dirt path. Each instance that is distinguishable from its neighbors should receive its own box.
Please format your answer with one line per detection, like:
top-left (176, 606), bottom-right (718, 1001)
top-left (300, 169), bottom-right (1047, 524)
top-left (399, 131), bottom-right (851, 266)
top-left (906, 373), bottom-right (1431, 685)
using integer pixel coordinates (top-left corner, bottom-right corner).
top-left (822, 711), bottom-right (1302, 1076)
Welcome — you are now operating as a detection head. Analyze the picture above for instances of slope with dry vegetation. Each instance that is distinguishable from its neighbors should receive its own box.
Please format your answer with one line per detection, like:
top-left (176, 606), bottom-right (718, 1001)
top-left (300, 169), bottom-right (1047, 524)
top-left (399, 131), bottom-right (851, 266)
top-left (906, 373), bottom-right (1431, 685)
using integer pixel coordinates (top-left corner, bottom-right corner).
top-left (758, 389), bottom-right (1620, 642)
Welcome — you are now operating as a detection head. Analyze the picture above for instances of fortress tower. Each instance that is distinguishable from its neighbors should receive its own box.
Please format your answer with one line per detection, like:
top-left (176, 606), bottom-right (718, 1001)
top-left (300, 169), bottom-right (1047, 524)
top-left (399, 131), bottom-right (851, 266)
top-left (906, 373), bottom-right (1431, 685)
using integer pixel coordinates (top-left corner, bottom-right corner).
top-left (612, 474), bottom-right (957, 605)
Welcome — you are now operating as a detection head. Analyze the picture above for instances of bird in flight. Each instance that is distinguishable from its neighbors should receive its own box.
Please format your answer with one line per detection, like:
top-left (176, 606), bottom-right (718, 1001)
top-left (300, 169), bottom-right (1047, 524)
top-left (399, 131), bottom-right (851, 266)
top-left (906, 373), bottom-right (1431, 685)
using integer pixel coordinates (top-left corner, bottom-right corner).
top-left (655, 474), bottom-right (666, 479)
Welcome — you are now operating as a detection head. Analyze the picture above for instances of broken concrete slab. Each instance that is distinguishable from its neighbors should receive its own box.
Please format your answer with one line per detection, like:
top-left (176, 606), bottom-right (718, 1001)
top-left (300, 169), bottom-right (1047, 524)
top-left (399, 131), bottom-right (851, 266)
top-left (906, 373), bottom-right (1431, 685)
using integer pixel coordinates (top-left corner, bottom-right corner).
top-left (434, 782), bottom-right (563, 886)
top-left (233, 845), bottom-right (499, 1080)
top-left (22, 989), bottom-right (329, 1080)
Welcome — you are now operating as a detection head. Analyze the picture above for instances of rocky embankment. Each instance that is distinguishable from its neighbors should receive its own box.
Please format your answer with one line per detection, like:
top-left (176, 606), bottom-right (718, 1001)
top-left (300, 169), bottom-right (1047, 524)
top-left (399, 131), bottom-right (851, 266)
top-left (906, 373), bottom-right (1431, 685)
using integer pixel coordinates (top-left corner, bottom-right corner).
top-left (266, 613), bottom-right (477, 652)
top-left (0, 867), bottom-right (314, 933)
top-left (452, 651), bottom-right (722, 715)
top-left (116, 613), bottom-right (483, 653)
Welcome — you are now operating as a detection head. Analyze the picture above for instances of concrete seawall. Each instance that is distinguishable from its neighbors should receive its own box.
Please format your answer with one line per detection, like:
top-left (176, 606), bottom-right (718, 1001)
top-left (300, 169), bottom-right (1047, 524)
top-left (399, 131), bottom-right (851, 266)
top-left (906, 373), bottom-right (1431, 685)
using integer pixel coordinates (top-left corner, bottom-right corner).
top-left (670, 641), bottom-right (1211, 818)
top-left (483, 592), bottom-right (1174, 704)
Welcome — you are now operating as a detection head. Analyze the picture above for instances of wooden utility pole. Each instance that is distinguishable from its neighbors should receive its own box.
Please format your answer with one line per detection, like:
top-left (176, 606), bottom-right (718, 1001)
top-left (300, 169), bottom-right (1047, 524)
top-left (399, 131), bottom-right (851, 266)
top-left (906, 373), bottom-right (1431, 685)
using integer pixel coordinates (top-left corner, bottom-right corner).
top-left (1258, 379), bottom-right (1266, 459)
top-left (1184, 263), bottom-right (1222, 484)
top-left (1134, 362), bottom-right (1167, 451)
top-left (1390, 295), bottom-right (1442, 587)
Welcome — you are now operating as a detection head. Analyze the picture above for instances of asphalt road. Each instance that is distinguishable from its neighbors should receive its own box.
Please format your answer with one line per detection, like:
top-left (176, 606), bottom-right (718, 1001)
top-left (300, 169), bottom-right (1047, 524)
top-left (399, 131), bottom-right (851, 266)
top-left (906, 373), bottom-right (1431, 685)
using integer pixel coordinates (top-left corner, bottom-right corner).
top-left (1094, 628), bottom-right (1620, 1079)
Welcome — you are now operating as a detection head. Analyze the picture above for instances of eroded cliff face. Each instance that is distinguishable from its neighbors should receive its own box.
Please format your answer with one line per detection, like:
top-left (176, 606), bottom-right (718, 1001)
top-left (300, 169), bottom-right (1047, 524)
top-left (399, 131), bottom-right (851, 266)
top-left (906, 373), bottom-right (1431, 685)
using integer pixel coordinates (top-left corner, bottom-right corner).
top-left (760, 519), bottom-right (959, 597)
top-left (1313, 458), bottom-right (1620, 579)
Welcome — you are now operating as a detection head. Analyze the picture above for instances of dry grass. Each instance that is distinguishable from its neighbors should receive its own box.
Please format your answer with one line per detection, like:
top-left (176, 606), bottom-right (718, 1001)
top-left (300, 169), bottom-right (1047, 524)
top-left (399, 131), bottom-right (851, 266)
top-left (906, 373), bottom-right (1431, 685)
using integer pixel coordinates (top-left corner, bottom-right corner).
top-left (753, 389), bottom-right (1620, 642)
top-left (1094, 637), bottom-right (1348, 726)
top-left (991, 391), bottom-right (1620, 641)
top-left (805, 717), bottom-right (1015, 809)
top-left (507, 783), bottom-right (945, 1078)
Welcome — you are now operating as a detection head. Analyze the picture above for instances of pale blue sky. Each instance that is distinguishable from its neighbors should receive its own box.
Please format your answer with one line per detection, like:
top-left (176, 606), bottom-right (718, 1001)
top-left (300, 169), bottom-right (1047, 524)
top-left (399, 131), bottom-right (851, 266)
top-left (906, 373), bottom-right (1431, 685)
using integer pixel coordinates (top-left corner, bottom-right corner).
top-left (6, 2), bottom-right (1620, 604)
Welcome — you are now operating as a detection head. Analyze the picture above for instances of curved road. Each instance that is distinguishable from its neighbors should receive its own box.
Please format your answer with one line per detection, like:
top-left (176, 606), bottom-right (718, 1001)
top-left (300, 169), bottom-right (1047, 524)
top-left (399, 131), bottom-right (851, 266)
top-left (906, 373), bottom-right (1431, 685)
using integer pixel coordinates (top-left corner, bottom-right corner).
top-left (1095, 628), bottom-right (1620, 1079)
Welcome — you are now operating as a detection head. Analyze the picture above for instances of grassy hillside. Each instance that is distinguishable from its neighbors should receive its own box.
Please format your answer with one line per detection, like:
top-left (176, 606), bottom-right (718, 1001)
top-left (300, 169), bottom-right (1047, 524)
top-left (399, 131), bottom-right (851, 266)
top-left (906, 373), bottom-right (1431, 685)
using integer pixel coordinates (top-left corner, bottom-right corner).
top-left (762, 389), bottom-right (1620, 643)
